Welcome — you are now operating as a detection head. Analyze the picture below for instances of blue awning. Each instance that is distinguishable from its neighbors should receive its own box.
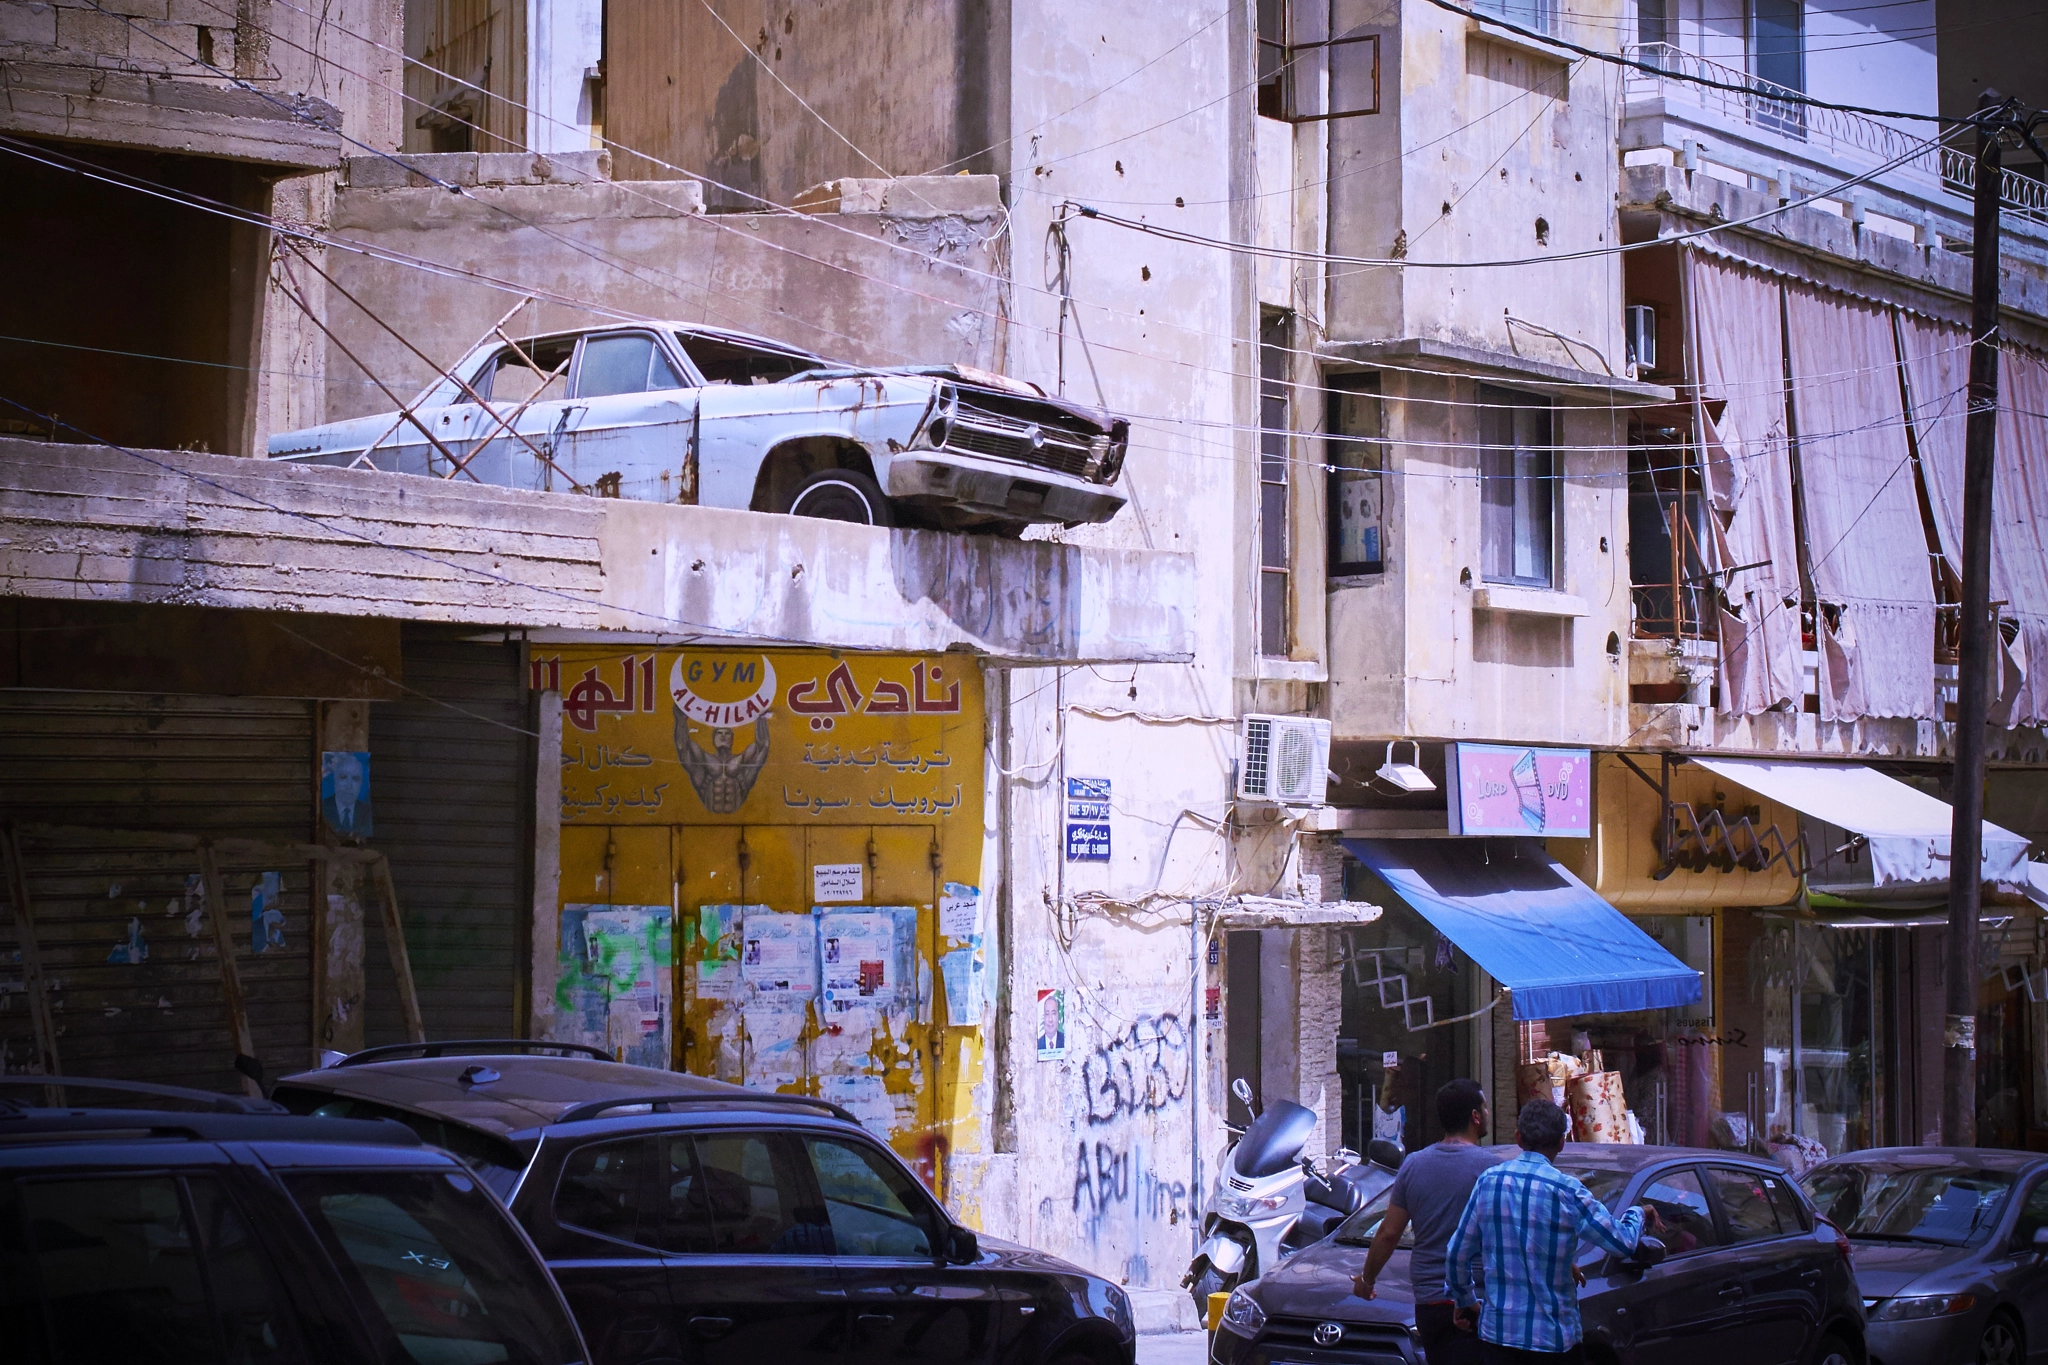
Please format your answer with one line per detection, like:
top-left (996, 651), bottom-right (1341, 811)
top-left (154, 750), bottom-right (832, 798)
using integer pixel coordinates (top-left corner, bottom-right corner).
top-left (1342, 838), bottom-right (1702, 1021)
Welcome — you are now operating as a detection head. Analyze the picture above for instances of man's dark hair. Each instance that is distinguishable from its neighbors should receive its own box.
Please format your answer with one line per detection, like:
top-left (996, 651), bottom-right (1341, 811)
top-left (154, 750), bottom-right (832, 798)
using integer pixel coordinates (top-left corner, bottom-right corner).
top-left (1517, 1098), bottom-right (1569, 1151)
top-left (1436, 1078), bottom-right (1486, 1135)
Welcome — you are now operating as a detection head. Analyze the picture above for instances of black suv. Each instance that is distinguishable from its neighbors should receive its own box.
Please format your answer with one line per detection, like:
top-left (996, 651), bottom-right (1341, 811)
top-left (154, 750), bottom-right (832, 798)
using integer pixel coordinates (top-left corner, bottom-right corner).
top-left (273, 1042), bottom-right (1137, 1365)
top-left (0, 1077), bottom-right (588, 1364)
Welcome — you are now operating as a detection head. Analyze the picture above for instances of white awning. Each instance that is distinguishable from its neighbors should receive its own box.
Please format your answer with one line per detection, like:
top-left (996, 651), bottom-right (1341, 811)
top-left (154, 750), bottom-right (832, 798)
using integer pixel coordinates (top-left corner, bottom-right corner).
top-left (1690, 757), bottom-right (2030, 887)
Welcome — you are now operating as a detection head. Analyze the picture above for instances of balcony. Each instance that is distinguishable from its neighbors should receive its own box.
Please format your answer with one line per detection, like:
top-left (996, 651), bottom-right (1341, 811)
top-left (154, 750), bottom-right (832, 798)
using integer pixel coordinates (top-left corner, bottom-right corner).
top-left (1620, 43), bottom-right (2048, 252)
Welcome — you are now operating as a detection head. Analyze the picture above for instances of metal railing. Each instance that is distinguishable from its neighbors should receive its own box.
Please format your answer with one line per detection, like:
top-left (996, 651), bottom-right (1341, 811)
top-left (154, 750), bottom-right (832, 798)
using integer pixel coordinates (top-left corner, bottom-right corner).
top-left (1940, 147), bottom-right (2048, 226)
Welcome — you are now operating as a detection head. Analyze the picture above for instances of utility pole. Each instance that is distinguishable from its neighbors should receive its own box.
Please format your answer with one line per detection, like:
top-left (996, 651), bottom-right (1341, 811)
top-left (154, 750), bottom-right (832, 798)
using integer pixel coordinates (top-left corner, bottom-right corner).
top-left (1942, 90), bottom-right (2007, 1148)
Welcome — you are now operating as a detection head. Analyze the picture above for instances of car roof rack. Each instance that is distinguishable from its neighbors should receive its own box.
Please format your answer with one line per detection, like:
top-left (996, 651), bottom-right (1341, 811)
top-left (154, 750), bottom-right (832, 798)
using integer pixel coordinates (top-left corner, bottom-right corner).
top-left (0, 1076), bottom-right (285, 1114)
top-left (554, 1091), bottom-right (859, 1127)
top-left (335, 1039), bottom-right (614, 1067)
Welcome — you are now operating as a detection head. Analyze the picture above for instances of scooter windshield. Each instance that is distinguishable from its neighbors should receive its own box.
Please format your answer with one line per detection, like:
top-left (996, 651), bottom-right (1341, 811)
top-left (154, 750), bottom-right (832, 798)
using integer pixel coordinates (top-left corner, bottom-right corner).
top-left (1235, 1100), bottom-right (1319, 1178)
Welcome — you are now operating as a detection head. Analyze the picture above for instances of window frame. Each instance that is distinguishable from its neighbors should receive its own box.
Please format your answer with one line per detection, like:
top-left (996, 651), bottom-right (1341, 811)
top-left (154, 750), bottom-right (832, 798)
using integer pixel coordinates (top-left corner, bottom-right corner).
top-left (549, 1134), bottom-right (661, 1252)
top-left (570, 329), bottom-right (691, 401)
top-left (1259, 310), bottom-right (1295, 657)
top-left (1477, 384), bottom-right (1559, 590)
top-left (665, 1127), bottom-right (836, 1259)
top-left (1630, 1163), bottom-right (1724, 1261)
top-left (799, 1133), bottom-right (946, 1263)
top-left (1326, 372), bottom-right (1387, 578)
top-left (1702, 1162), bottom-right (1795, 1245)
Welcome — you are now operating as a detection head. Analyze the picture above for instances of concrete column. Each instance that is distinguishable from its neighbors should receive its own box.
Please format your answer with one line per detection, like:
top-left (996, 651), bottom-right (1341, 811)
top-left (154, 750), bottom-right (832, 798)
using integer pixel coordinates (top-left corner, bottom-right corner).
top-left (315, 700), bottom-right (369, 1057)
top-left (529, 690), bottom-right (563, 1040)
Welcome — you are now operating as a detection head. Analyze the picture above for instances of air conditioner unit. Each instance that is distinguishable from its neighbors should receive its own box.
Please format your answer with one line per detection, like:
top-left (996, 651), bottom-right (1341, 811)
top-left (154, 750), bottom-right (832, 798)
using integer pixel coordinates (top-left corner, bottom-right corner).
top-left (1237, 714), bottom-right (1333, 807)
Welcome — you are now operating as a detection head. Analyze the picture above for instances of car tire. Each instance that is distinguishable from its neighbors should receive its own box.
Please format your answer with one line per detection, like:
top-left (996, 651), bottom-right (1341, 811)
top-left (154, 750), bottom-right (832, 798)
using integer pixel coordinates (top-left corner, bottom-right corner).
top-left (1808, 1332), bottom-right (1859, 1365)
top-left (786, 468), bottom-right (893, 526)
top-left (1979, 1313), bottom-right (2023, 1365)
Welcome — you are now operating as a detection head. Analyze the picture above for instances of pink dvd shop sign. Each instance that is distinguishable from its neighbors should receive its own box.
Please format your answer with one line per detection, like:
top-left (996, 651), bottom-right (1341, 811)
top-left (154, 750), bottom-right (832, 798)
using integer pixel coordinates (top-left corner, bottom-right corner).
top-left (1445, 743), bottom-right (1592, 838)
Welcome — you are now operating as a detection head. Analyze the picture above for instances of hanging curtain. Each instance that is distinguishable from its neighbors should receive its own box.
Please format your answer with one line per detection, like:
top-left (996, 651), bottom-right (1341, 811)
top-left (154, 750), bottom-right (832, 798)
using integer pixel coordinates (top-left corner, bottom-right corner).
top-left (1782, 279), bottom-right (1938, 721)
top-left (1900, 315), bottom-right (2048, 728)
top-left (1684, 251), bottom-right (1802, 714)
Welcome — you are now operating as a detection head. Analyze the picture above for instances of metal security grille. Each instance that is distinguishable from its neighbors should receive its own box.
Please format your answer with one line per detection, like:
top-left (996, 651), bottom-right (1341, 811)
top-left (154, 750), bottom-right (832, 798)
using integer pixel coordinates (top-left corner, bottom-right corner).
top-left (363, 629), bottom-right (532, 1045)
top-left (1241, 717), bottom-right (1273, 797)
top-left (0, 692), bottom-right (314, 1090)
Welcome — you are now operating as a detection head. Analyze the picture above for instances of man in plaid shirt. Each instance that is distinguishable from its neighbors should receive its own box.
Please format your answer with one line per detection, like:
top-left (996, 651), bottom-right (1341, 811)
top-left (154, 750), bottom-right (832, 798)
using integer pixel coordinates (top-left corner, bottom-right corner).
top-left (1444, 1099), bottom-right (1661, 1363)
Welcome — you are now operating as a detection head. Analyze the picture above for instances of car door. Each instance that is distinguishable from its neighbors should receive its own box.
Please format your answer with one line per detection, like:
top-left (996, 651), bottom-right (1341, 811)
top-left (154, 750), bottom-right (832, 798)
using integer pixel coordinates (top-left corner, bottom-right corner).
top-left (1597, 1164), bottom-right (1729, 1365)
top-left (799, 1132), bottom-right (1001, 1365)
top-left (1702, 1164), bottom-right (1820, 1365)
top-left (466, 334), bottom-right (579, 488)
top-left (560, 330), bottom-right (699, 501)
top-left (2002, 1174), bottom-right (2048, 1358)
top-left (658, 1129), bottom-right (848, 1365)
top-left (539, 1134), bottom-right (687, 1365)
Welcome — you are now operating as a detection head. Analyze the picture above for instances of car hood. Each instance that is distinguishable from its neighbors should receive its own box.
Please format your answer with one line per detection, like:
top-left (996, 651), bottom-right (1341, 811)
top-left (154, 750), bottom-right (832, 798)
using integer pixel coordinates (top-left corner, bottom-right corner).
top-left (974, 1230), bottom-right (1105, 1278)
top-left (1849, 1239), bottom-right (1978, 1298)
top-left (1251, 1238), bottom-right (1416, 1323)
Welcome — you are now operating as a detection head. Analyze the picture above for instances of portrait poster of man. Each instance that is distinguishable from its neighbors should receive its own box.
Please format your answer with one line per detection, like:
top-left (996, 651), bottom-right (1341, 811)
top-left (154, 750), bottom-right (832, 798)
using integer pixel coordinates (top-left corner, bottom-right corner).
top-left (320, 750), bottom-right (373, 839)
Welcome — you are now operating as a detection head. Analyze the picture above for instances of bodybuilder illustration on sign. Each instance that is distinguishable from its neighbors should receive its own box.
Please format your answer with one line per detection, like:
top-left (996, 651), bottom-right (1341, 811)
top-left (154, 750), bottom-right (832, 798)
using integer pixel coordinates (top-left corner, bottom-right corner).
top-left (675, 714), bottom-right (771, 814)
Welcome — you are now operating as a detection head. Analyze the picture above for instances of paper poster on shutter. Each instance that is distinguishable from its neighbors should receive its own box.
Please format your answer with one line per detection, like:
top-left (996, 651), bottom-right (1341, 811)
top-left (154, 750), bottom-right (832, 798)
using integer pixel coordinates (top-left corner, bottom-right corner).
top-left (820, 909), bottom-right (908, 1009)
top-left (695, 903), bottom-right (749, 1000)
top-left (742, 908), bottom-right (818, 998)
top-left (939, 882), bottom-right (981, 942)
top-left (558, 905), bottom-right (673, 1069)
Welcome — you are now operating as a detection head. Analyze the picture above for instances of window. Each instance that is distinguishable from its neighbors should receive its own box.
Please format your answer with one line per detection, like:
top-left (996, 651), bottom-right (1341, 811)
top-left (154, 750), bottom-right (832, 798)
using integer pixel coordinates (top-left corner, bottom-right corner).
top-left (1472, 0), bottom-right (1554, 35)
top-left (286, 1169), bottom-right (585, 1365)
top-left (478, 337), bottom-right (574, 404)
top-left (663, 1132), bottom-right (833, 1256)
top-left (16, 1174), bottom-right (299, 1364)
top-left (675, 334), bottom-right (821, 385)
top-left (556, 1137), bottom-right (653, 1246)
top-left (1705, 1165), bottom-right (1786, 1243)
top-left (1327, 375), bottom-right (1386, 576)
top-left (1478, 386), bottom-right (1556, 588)
top-left (1627, 444), bottom-right (1710, 639)
top-left (1751, 0), bottom-right (1805, 135)
top-left (804, 1137), bottom-right (934, 1258)
top-left (1259, 312), bottom-right (1293, 656)
top-left (286, 1089), bottom-right (526, 1201)
top-left (574, 332), bottom-right (682, 399)
top-left (1635, 0), bottom-right (1669, 49)
top-left (1637, 1168), bottom-right (1720, 1256)
top-left (1255, 0), bottom-right (1379, 124)
top-left (2014, 1181), bottom-right (2048, 1247)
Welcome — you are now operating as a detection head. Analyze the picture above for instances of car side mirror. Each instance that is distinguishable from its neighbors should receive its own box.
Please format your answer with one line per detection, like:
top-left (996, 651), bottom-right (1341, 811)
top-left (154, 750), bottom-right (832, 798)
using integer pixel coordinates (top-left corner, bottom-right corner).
top-left (947, 1225), bottom-right (980, 1263)
top-left (1617, 1236), bottom-right (1668, 1272)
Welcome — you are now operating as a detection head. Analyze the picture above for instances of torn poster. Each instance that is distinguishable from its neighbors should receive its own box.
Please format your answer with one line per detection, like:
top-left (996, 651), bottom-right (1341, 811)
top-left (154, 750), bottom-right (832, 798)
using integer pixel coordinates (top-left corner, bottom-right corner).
top-left (820, 910), bottom-right (898, 1008)
top-left (939, 882), bottom-right (981, 942)
top-left (746, 998), bottom-right (809, 1089)
top-left (696, 903), bottom-right (749, 1000)
top-left (250, 871), bottom-right (285, 954)
top-left (941, 945), bottom-right (985, 1027)
top-left (107, 917), bottom-right (149, 964)
top-left (558, 904), bottom-right (673, 1068)
top-left (742, 908), bottom-right (818, 998)
top-left (820, 1073), bottom-right (898, 1135)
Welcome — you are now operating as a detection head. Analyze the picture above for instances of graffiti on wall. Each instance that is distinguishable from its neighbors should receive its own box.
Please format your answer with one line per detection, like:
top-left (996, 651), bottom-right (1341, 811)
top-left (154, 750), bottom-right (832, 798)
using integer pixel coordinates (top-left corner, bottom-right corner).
top-left (1083, 1012), bottom-right (1190, 1124)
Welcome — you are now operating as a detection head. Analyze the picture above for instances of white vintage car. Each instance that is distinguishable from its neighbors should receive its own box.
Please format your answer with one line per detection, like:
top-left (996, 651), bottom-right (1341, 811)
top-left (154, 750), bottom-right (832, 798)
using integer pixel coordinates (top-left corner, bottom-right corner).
top-left (268, 322), bottom-right (1130, 534)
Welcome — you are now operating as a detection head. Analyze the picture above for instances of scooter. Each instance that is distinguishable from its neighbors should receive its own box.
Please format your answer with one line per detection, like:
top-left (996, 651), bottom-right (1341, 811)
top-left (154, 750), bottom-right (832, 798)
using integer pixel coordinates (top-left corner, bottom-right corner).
top-left (1183, 1078), bottom-right (1404, 1314)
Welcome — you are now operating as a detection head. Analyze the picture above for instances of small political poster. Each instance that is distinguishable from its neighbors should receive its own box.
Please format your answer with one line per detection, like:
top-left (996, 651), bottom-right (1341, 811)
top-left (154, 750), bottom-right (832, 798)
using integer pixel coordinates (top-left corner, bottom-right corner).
top-left (320, 751), bottom-right (373, 839)
top-left (820, 910), bottom-right (898, 1008)
top-left (1036, 988), bottom-right (1067, 1060)
top-left (742, 909), bottom-right (819, 998)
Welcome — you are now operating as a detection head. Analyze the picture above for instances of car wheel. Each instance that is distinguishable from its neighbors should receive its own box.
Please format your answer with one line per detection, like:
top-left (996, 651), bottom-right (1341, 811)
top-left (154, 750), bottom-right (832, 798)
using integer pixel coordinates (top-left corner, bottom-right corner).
top-left (1808, 1332), bottom-right (1858, 1365)
top-left (1979, 1313), bottom-right (2023, 1365)
top-left (786, 468), bottom-right (893, 526)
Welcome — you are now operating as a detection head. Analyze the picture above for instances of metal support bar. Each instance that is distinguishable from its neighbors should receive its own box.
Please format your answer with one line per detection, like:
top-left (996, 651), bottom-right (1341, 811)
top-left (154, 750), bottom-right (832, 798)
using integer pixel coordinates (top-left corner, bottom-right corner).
top-left (1, 826), bottom-right (63, 1098)
top-left (196, 841), bottom-right (262, 1099)
top-left (372, 854), bottom-right (426, 1045)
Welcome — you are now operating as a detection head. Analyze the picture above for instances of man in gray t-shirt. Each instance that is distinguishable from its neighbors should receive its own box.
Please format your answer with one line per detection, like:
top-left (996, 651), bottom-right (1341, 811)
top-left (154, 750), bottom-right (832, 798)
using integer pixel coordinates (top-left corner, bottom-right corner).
top-left (1354, 1079), bottom-right (1500, 1365)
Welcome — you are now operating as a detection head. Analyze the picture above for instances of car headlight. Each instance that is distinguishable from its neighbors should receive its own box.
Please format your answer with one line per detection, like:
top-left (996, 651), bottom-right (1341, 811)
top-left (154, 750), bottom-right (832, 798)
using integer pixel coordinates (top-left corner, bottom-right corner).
top-left (1102, 1283), bottom-right (1133, 1337)
top-left (1217, 1190), bottom-right (1288, 1220)
top-left (1218, 1287), bottom-right (1266, 1338)
top-left (1871, 1293), bottom-right (1977, 1322)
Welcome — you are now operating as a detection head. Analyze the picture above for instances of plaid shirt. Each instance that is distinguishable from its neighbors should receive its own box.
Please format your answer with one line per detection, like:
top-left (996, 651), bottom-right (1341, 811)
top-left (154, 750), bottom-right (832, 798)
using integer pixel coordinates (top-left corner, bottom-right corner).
top-left (1445, 1150), bottom-right (1644, 1353)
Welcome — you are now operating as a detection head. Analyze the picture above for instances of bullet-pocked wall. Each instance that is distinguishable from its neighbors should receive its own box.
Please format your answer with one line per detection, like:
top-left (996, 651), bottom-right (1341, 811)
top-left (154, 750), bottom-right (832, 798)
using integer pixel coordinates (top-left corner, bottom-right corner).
top-left (541, 645), bottom-right (987, 1196)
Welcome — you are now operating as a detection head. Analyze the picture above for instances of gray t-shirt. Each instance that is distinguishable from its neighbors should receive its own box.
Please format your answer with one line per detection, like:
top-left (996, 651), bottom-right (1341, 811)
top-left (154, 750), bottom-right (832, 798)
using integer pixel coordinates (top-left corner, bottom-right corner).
top-left (1387, 1140), bottom-right (1502, 1303)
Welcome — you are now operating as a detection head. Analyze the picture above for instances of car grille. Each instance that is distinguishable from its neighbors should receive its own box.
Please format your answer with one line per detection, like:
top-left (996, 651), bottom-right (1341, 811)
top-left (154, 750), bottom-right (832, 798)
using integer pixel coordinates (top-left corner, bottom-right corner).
top-left (1262, 1316), bottom-right (1414, 1358)
top-left (938, 403), bottom-right (1105, 481)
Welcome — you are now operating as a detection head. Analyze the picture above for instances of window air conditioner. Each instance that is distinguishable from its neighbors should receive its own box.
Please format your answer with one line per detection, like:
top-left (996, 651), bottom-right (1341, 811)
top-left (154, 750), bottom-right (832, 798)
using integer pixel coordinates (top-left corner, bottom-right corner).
top-left (1237, 714), bottom-right (1333, 807)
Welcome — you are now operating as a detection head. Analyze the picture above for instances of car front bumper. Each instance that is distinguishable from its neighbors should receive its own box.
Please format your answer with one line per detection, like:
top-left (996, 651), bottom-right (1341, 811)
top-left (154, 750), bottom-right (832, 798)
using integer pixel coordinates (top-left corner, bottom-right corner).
top-left (882, 451), bottom-right (1127, 526)
top-left (1866, 1309), bottom-right (1984, 1365)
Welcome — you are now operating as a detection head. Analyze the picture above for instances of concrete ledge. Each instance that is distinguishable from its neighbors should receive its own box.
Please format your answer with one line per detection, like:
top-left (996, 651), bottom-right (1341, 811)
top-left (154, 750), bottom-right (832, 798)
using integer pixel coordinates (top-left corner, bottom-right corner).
top-left (343, 149), bottom-right (614, 190)
top-left (0, 62), bottom-right (342, 168)
top-left (793, 175), bottom-right (1004, 218)
top-left (1471, 584), bottom-right (1589, 617)
top-left (0, 439), bottom-right (1194, 664)
top-left (1317, 336), bottom-right (1676, 404)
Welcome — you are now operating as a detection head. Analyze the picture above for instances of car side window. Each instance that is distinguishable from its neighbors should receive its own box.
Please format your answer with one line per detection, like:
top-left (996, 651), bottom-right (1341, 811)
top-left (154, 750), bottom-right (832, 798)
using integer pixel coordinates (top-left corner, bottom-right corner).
top-left (1637, 1167), bottom-right (1720, 1257)
top-left (804, 1137), bottom-right (935, 1259)
top-left (15, 1173), bottom-right (290, 1364)
top-left (2013, 1179), bottom-right (2048, 1246)
top-left (667, 1132), bottom-right (834, 1256)
top-left (556, 1137), bottom-right (654, 1246)
top-left (479, 337), bottom-right (574, 403)
top-left (1760, 1172), bottom-right (1808, 1232)
top-left (576, 333), bottom-right (663, 399)
top-left (1706, 1166), bottom-right (1786, 1243)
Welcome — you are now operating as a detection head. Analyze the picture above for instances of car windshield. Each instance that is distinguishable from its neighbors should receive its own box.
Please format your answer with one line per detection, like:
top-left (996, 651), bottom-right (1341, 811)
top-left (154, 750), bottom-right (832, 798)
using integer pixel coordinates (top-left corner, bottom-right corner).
top-left (1801, 1164), bottom-right (2016, 1246)
top-left (273, 1086), bottom-right (527, 1203)
top-left (1330, 1162), bottom-right (1631, 1248)
top-left (285, 1168), bottom-right (584, 1365)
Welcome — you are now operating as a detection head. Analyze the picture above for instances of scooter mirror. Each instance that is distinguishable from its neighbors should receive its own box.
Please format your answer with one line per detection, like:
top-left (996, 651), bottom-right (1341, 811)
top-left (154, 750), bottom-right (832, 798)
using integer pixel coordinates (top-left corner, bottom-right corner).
top-left (1366, 1139), bottom-right (1405, 1171)
top-left (1232, 1078), bottom-right (1255, 1107)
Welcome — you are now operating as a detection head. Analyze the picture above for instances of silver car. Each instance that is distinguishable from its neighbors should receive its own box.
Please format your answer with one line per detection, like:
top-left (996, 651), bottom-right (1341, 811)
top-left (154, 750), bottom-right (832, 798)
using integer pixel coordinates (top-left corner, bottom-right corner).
top-left (1802, 1147), bottom-right (2048, 1365)
top-left (269, 322), bottom-right (1129, 534)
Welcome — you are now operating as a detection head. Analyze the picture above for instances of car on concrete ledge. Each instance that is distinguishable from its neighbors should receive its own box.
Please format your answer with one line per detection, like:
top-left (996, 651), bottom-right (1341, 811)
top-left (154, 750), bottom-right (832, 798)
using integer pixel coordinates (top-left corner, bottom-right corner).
top-left (1210, 1143), bottom-right (1864, 1365)
top-left (273, 1040), bottom-right (1138, 1365)
top-left (1801, 1146), bottom-right (2048, 1365)
top-left (268, 322), bottom-right (1130, 535)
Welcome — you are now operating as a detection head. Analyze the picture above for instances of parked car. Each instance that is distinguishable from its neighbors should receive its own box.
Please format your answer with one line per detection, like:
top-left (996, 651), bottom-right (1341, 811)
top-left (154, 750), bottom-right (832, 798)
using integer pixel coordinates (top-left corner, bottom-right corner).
top-left (268, 322), bottom-right (1130, 535)
top-left (0, 1075), bottom-right (589, 1364)
top-left (272, 1040), bottom-right (1138, 1365)
top-left (1801, 1146), bottom-right (2048, 1365)
top-left (1210, 1143), bottom-right (1864, 1365)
